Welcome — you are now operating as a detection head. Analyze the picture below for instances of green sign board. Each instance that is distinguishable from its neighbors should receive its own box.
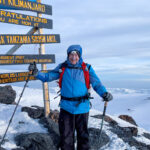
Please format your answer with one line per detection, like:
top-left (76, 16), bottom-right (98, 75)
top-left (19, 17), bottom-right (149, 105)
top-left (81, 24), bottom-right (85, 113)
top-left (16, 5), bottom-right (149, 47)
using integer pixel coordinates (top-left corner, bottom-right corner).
top-left (0, 34), bottom-right (60, 45)
top-left (0, 54), bottom-right (55, 65)
top-left (0, 10), bottom-right (53, 29)
top-left (0, 0), bottom-right (52, 15)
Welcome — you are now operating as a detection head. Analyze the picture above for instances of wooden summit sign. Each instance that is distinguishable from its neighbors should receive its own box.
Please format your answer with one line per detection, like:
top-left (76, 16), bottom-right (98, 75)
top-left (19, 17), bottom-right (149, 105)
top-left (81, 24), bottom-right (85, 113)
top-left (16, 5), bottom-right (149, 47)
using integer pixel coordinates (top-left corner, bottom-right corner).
top-left (0, 0), bottom-right (52, 15)
top-left (0, 69), bottom-right (49, 84)
top-left (0, 54), bottom-right (55, 65)
top-left (0, 71), bottom-right (36, 83)
top-left (0, 34), bottom-right (60, 45)
top-left (0, 10), bottom-right (53, 29)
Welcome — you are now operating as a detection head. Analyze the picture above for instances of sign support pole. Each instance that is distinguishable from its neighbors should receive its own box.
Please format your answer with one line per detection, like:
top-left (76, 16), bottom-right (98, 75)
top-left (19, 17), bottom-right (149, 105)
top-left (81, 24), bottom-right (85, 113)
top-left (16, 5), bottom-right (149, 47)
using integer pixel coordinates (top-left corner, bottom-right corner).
top-left (37, 0), bottom-right (50, 117)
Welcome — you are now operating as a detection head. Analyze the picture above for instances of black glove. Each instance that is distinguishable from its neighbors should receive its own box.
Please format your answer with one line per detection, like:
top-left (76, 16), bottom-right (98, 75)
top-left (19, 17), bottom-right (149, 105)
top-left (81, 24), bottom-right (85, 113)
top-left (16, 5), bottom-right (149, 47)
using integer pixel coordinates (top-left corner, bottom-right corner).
top-left (28, 62), bottom-right (38, 75)
top-left (102, 92), bottom-right (113, 102)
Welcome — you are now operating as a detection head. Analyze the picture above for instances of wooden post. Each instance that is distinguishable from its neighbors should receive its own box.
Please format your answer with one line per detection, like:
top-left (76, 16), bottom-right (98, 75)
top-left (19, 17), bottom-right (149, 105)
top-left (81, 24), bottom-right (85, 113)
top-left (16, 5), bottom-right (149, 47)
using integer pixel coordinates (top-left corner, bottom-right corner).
top-left (37, 0), bottom-right (50, 117)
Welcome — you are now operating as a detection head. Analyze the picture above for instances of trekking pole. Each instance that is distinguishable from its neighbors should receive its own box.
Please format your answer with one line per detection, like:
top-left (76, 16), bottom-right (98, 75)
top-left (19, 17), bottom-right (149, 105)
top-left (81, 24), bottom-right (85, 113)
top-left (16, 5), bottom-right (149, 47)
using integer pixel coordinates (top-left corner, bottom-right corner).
top-left (0, 71), bottom-right (32, 147)
top-left (97, 101), bottom-right (108, 150)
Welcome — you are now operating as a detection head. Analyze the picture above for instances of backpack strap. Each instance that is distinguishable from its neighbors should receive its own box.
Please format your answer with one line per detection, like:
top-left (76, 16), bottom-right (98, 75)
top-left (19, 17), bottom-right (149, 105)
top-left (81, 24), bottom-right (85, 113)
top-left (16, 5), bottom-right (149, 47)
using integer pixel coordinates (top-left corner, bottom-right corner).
top-left (58, 62), bottom-right (67, 88)
top-left (82, 62), bottom-right (90, 89)
top-left (59, 67), bottom-right (65, 88)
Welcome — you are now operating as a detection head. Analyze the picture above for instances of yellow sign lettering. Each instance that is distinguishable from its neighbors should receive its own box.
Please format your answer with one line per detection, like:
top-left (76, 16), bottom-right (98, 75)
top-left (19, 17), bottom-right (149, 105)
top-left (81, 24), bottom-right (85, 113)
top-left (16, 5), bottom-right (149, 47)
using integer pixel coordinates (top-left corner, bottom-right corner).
top-left (39, 59), bottom-right (52, 63)
top-left (0, 10), bottom-right (6, 17)
top-left (31, 35), bottom-right (46, 43)
top-left (10, 73), bottom-right (16, 78)
top-left (8, 0), bottom-right (13, 5)
top-left (0, 73), bottom-right (9, 78)
top-left (0, 36), bottom-right (5, 44)
top-left (8, 18), bottom-right (18, 24)
top-left (15, 56), bottom-right (24, 59)
top-left (0, 71), bottom-right (36, 84)
top-left (34, 22), bottom-right (39, 27)
top-left (47, 35), bottom-right (57, 43)
top-left (21, 20), bottom-right (31, 26)
top-left (0, 17), bottom-right (5, 22)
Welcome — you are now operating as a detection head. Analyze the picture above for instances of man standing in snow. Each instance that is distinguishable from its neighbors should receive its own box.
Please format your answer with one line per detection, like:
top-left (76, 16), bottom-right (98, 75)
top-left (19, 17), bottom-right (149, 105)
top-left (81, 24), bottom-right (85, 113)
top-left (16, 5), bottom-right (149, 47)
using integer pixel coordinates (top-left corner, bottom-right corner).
top-left (29, 45), bottom-right (113, 150)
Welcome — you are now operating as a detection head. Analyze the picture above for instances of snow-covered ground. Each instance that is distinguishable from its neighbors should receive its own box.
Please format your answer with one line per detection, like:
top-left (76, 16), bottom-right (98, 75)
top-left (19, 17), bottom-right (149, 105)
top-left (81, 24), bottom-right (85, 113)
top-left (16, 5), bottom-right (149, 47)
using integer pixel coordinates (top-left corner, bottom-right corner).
top-left (91, 88), bottom-right (150, 132)
top-left (0, 85), bottom-right (150, 149)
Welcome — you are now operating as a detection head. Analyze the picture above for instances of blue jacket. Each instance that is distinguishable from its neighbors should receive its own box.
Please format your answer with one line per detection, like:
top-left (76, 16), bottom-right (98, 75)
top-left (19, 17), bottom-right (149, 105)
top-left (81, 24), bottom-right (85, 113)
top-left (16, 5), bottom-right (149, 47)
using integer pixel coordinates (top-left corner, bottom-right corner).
top-left (36, 45), bottom-right (107, 114)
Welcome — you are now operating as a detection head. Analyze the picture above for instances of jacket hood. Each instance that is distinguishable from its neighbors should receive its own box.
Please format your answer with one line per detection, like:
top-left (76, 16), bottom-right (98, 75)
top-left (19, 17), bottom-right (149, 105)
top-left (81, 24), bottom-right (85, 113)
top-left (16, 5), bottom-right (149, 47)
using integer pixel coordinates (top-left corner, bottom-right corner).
top-left (67, 45), bottom-right (82, 57)
top-left (66, 45), bottom-right (83, 66)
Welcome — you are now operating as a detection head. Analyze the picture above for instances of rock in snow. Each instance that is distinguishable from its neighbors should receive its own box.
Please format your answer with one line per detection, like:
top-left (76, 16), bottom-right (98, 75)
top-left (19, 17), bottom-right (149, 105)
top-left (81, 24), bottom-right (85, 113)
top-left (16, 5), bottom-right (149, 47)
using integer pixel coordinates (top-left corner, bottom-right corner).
top-left (119, 115), bottom-right (138, 126)
top-left (21, 106), bottom-right (44, 119)
top-left (0, 85), bottom-right (16, 104)
top-left (14, 106), bottom-right (150, 150)
top-left (15, 133), bottom-right (58, 150)
top-left (0, 85), bottom-right (150, 150)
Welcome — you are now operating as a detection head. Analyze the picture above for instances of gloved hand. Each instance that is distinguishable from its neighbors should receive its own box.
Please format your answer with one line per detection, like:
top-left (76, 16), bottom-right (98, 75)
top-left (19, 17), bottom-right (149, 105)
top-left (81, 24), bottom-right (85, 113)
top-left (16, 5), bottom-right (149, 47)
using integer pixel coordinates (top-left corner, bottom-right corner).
top-left (28, 62), bottom-right (38, 75)
top-left (102, 92), bottom-right (113, 102)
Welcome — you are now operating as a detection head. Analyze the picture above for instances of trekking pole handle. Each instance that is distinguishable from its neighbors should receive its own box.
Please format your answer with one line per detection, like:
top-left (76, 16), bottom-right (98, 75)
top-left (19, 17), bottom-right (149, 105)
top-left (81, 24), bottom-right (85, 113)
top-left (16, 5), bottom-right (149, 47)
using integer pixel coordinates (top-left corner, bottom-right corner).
top-left (103, 101), bottom-right (108, 116)
top-left (29, 71), bottom-right (33, 75)
top-left (104, 101), bottom-right (108, 107)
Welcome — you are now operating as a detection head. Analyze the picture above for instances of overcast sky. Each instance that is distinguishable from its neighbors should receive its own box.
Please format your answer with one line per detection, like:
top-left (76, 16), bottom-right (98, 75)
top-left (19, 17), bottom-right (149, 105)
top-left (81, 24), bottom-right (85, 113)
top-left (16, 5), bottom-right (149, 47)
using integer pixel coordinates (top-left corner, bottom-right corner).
top-left (0, 0), bottom-right (150, 89)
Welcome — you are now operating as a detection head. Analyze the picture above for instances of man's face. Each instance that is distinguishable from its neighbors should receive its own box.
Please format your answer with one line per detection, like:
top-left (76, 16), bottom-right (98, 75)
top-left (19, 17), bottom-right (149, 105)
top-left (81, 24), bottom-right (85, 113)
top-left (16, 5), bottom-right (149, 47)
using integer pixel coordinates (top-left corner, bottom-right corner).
top-left (68, 51), bottom-right (79, 65)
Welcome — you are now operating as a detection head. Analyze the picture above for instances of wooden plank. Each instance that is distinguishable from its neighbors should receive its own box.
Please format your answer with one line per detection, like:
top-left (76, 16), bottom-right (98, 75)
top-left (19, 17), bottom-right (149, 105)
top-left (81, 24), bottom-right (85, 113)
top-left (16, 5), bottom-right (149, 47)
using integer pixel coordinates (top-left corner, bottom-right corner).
top-left (0, 54), bottom-right (55, 65)
top-left (0, 10), bottom-right (53, 29)
top-left (0, 69), bottom-right (50, 84)
top-left (6, 27), bottom-right (38, 55)
top-left (0, 34), bottom-right (60, 45)
top-left (0, 72), bottom-right (36, 83)
top-left (0, 0), bottom-right (52, 15)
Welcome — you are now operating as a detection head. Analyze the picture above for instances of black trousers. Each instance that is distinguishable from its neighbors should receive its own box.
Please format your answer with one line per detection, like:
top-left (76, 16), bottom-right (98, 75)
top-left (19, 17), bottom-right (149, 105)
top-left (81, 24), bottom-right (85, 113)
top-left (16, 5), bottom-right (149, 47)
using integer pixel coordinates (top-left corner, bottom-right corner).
top-left (59, 109), bottom-right (89, 150)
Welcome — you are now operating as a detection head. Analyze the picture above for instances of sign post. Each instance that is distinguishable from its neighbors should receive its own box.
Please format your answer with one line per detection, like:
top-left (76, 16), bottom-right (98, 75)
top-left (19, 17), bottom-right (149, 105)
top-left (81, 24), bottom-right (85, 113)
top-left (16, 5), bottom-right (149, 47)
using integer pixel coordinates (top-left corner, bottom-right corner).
top-left (0, 0), bottom-right (60, 118)
top-left (37, 0), bottom-right (50, 117)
